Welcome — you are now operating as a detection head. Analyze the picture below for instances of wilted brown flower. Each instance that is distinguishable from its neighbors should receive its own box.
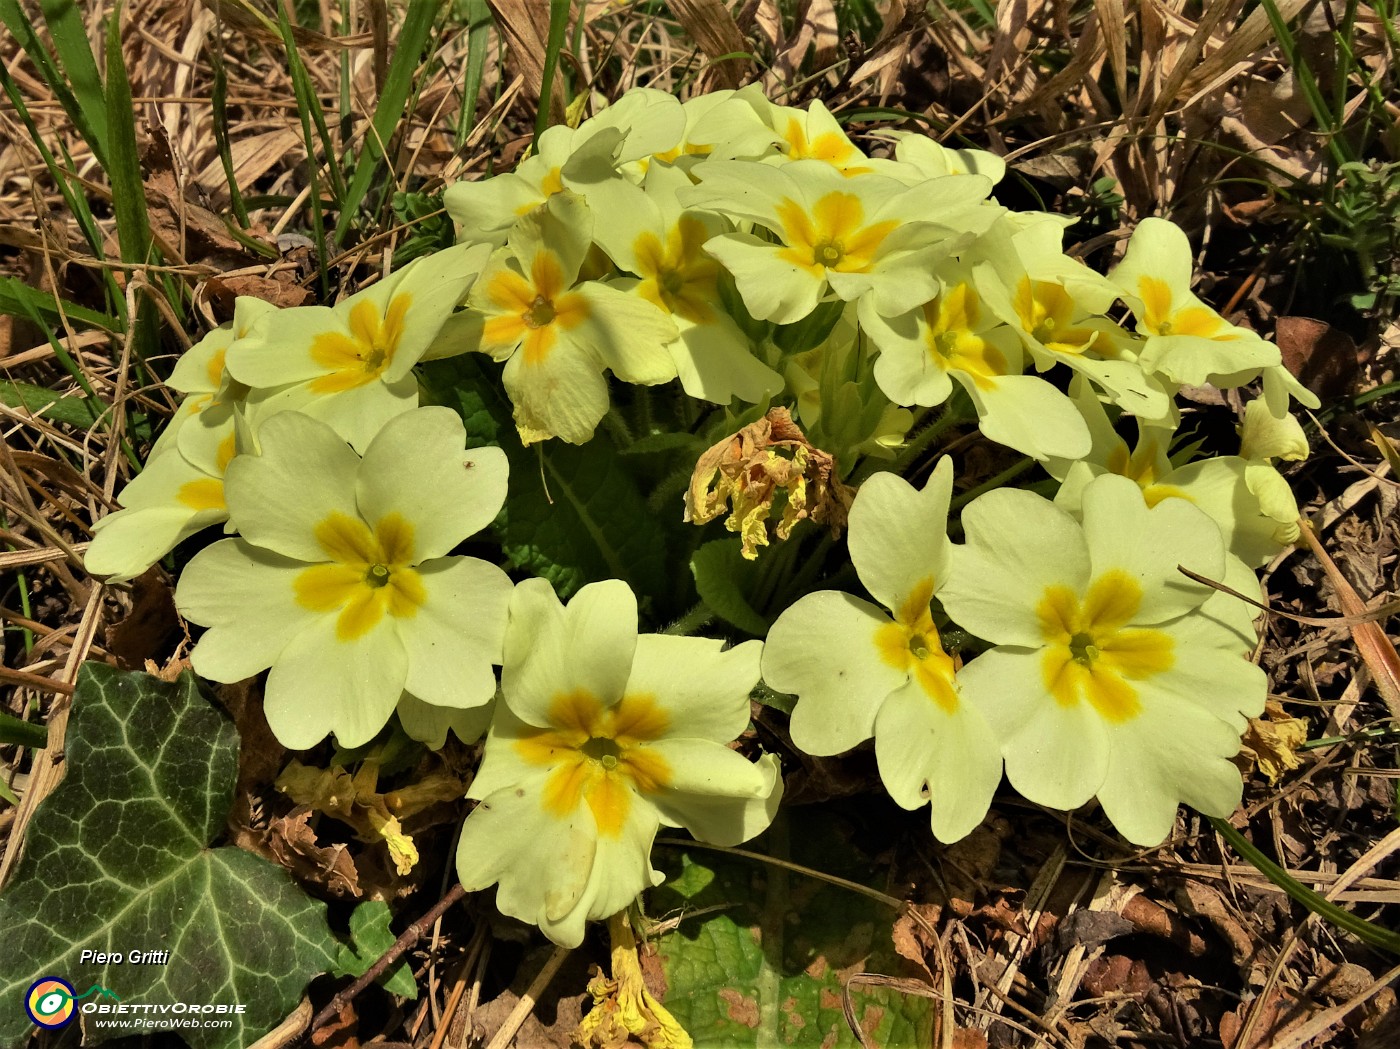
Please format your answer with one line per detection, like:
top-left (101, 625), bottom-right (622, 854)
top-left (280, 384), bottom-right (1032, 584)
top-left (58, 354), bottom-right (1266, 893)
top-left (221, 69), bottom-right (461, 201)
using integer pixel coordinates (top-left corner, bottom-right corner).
top-left (684, 407), bottom-right (855, 559)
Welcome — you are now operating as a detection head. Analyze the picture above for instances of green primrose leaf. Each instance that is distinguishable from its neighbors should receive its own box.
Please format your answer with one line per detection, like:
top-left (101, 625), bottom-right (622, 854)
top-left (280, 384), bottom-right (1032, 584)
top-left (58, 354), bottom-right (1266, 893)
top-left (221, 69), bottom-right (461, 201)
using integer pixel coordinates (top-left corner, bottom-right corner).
top-left (653, 811), bottom-right (933, 1049)
top-left (332, 901), bottom-right (417, 999)
top-left (691, 539), bottom-right (769, 637)
top-left (422, 354), bottom-right (671, 605)
top-left (0, 663), bottom-right (337, 1048)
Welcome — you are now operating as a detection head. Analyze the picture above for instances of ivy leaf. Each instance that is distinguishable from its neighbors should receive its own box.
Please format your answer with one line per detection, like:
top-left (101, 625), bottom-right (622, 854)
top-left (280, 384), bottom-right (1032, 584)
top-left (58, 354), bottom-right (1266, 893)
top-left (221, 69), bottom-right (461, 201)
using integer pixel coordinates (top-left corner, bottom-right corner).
top-left (421, 354), bottom-right (672, 604)
top-left (332, 901), bottom-right (417, 999)
top-left (0, 663), bottom-right (337, 1048)
top-left (653, 812), bottom-right (933, 1049)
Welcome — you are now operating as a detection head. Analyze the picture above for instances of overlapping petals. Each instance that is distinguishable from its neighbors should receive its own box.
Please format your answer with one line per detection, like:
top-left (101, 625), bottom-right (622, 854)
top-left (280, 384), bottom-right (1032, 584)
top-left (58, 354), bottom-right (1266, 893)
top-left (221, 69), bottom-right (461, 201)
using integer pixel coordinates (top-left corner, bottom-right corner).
top-left (175, 408), bottom-right (511, 749)
top-left (457, 579), bottom-right (783, 947)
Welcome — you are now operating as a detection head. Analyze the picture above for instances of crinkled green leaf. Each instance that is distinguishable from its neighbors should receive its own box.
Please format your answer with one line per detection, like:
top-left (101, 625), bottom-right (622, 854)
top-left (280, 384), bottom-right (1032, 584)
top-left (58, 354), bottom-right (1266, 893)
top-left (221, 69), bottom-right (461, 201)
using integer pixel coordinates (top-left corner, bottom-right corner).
top-left (653, 813), bottom-right (932, 1049)
top-left (333, 901), bottom-right (417, 999)
top-left (422, 354), bottom-right (671, 603)
top-left (0, 663), bottom-right (337, 1048)
top-left (691, 539), bottom-right (769, 637)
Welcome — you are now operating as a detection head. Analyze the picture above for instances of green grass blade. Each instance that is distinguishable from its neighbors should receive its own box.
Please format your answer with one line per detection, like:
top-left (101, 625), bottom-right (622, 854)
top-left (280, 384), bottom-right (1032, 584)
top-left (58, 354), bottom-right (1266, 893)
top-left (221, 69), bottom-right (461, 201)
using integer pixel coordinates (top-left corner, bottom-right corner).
top-left (455, 0), bottom-right (493, 145)
top-left (0, 381), bottom-right (102, 430)
top-left (0, 277), bottom-right (119, 332)
top-left (0, 0), bottom-right (108, 169)
top-left (1210, 817), bottom-right (1400, 954)
top-left (275, 3), bottom-right (347, 216)
top-left (1259, 0), bottom-right (1354, 167)
top-left (0, 710), bottom-right (50, 752)
top-left (104, 2), bottom-right (151, 266)
top-left (533, 0), bottom-right (571, 142)
top-left (333, 0), bottom-right (444, 243)
top-left (39, 0), bottom-right (109, 160)
top-left (208, 30), bottom-right (250, 228)
top-left (273, 11), bottom-right (332, 292)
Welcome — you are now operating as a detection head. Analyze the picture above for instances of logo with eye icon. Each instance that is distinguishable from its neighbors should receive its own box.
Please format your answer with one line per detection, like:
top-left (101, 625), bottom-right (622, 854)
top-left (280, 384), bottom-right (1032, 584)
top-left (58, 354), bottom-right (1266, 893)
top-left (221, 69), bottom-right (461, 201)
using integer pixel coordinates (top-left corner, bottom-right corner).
top-left (25, 977), bottom-right (77, 1029)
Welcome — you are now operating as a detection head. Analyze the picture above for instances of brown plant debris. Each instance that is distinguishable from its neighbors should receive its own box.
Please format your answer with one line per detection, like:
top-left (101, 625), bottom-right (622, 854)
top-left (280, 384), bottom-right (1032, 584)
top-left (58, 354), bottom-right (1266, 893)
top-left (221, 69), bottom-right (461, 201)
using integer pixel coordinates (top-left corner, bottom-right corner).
top-left (684, 407), bottom-right (855, 559)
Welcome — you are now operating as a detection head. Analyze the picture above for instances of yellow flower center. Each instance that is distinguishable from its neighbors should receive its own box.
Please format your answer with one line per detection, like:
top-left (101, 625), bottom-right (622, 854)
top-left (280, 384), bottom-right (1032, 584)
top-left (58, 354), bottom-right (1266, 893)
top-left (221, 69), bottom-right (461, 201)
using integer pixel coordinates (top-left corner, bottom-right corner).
top-left (1013, 278), bottom-right (1099, 356)
top-left (481, 251), bottom-right (590, 366)
top-left (515, 689), bottom-right (673, 837)
top-left (632, 216), bottom-right (719, 324)
top-left (1035, 569), bottom-right (1174, 722)
top-left (1136, 276), bottom-right (1240, 340)
top-left (1104, 439), bottom-right (1191, 508)
top-left (524, 295), bottom-right (556, 329)
top-left (775, 192), bottom-right (898, 276)
top-left (309, 296), bottom-right (412, 394)
top-left (779, 116), bottom-right (870, 174)
top-left (923, 283), bottom-right (1008, 390)
top-left (294, 511), bottom-right (426, 641)
top-left (874, 577), bottom-right (959, 714)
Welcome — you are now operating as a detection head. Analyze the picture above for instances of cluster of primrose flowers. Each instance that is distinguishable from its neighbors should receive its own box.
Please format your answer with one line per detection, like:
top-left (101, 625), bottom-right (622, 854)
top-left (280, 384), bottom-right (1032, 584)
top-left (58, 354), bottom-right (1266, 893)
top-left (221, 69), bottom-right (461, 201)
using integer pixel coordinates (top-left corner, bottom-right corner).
top-left (85, 85), bottom-right (1317, 949)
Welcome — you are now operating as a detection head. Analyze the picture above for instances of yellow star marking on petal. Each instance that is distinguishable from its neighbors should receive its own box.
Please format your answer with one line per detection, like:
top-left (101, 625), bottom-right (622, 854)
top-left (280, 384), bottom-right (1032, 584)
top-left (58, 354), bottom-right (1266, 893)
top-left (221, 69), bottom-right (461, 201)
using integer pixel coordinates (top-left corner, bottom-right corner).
top-left (1104, 439), bottom-right (1191, 508)
top-left (775, 192), bottom-right (899, 276)
top-left (874, 577), bottom-right (959, 713)
top-left (293, 511), bottom-right (426, 641)
top-left (632, 216), bottom-right (720, 325)
top-left (1035, 569), bottom-right (1173, 722)
top-left (779, 117), bottom-right (871, 174)
top-left (481, 251), bottom-right (590, 366)
top-left (514, 689), bottom-right (673, 837)
top-left (1013, 278), bottom-right (1100, 355)
top-left (922, 283), bottom-right (1009, 391)
top-left (176, 479), bottom-right (225, 511)
top-left (309, 295), bottom-right (413, 393)
top-left (1136, 276), bottom-right (1241, 340)
top-left (205, 346), bottom-right (227, 388)
top-left (175, 433), bottom-right (238, 511)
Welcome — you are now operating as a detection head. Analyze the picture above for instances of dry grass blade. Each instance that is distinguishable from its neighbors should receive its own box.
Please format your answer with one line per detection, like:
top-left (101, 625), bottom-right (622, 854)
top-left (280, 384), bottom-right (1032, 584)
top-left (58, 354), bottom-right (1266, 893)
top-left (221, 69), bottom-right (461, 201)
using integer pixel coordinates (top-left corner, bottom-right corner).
top-left (666, 0), bottom-right (751, 88)
top-left (485, 0), bottom-right (567, 125)
top-left (1297, 518), bottom-right (1400, 719)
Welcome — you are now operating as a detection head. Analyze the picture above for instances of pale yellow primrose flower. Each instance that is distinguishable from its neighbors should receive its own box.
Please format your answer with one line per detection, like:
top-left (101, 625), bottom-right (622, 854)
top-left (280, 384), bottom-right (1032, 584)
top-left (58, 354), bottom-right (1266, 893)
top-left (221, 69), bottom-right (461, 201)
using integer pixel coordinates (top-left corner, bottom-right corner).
top-left (750, 96), bottom-right (899, 176)
top-left (445, 88), bottom-right (686, 245)
top-left (1048, 380), bottom-right (1301, 566)
top-left (435, 192), bottom-right (678, 445)
top-left (626, 85), bottom-right (781, 176)
top-left (225, 241), bottom-right (491, 452)
top-left (682, 160), bottom-right (997, 324)
top-left (762, 460), bottom-right (1002, 843)
top-left (592, 162), bottom-right (783, 404)
top-left (858, 265), bottom-right (1092, 461)
top-left (155, 299), bottom-right (265, 456)
top-left (84, 406), bottom-right (242, 583)
top-left (456, 578), bottom-right (783, 948)
top-left (1238, 364), bottom-right (1318, 461)
top-left (886, 133), bottom-right (1007, 185)
top-left (85, 303), bottom-right (283, 582)
top-left (971, 215), bottom-right (1171, 420)
top-left (1108, 218), bottom-right (1280, 386)
top-left (175, 408), bottom-right (511, 750)
top-left (942, 474), bottom-right (1266, 846)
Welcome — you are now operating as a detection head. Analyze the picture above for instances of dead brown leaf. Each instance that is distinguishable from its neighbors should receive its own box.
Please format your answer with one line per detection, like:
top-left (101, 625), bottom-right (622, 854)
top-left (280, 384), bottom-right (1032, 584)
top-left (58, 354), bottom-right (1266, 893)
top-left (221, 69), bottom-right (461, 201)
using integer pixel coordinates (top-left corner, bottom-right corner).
top-left (1276, 316), bottom-right (1361, 403)
top-left (105, 568), bottom-right (179, 670)
top-left (266, 808), bottom-right (362, 898)
top-left (666, 0), bottom-right (751, 89)
top-left (890, 902), bottom-right (941, 981)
